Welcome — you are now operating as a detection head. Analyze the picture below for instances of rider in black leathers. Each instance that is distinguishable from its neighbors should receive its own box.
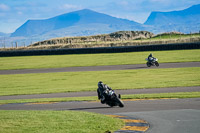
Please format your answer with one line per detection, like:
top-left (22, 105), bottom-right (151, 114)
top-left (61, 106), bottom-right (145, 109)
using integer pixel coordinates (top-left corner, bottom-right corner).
top-left (148, 53), bottom-right (154, 63)
top-left (97, 81), bottom-right (112, 104)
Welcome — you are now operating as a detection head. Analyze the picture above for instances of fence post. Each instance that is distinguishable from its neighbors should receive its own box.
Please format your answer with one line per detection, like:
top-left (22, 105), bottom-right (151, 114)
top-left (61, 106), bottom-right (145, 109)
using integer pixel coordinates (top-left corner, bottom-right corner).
top-left (150, 37), bottom-right (151, 45)
top-left (170, 32), bottom-right (172, 39)
top-left (4, 37), bottom-right (5, 48)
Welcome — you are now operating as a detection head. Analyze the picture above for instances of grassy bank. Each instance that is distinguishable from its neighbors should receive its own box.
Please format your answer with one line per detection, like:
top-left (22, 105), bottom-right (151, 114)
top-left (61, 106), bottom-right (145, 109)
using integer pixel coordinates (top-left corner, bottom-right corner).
top-left (122, 92), bottom-right (200, 99)
top-left (0, 92), bottom-right (200, 104)
top-left (151, 33), bottom-right (200, 40)
top-left (0, 49), bottom-right (200, 70)
top-left (1, 32), bottom-right (199, 51)
top-left (0, 110), bottom-right (124, 133)
top-left (0, 67), bottom-right (199, 96)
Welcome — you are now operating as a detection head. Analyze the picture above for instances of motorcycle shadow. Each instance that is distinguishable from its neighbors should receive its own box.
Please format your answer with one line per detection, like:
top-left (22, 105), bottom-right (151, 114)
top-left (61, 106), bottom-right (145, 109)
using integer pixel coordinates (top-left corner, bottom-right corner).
top-left (127, 66), bottom-right (147, 69)
top-left (69, 106), bottom-right (112, 111)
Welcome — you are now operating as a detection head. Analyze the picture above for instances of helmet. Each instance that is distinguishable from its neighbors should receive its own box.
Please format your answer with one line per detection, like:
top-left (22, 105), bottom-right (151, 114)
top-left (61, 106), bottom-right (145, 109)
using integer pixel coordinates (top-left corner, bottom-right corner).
top-left (149, 53), bottom-right (152, 57)
top-left (98, 81), bottom-right (103, 89)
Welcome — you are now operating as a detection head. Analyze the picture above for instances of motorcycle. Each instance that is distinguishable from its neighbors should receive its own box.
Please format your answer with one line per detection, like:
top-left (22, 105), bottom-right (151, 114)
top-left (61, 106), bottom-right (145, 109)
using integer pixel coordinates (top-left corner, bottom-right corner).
top-left (145, 57), bottom-right (159, 67)
top-left (100, 89), bottom-right (124, 108)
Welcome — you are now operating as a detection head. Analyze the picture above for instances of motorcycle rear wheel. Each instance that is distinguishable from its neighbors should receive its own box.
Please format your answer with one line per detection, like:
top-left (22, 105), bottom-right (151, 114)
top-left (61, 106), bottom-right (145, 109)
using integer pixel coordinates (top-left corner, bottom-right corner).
top-left (146, 62), bottom-right (151, 67)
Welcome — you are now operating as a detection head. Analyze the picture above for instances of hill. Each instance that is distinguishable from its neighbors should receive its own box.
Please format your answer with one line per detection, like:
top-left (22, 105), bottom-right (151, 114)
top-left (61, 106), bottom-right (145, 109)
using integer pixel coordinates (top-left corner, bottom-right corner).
top-left (30, 31), bottom-right (154, 47)
top-left (144, 4), bottom-right (200, 33)
top-left (11, 9), bottom-right (144, 38)
top-left (6, 5), bottom-right (200, 48)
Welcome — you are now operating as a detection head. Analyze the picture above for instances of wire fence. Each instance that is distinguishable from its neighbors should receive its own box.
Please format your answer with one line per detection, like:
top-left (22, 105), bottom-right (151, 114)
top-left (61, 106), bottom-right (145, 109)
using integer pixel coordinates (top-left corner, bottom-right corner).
top-left (0, 42), bottom-right (200, 57)
top-left (0, 32), bottom-right (200, 49)
top-left (0, 37), bottom-right (47, 48)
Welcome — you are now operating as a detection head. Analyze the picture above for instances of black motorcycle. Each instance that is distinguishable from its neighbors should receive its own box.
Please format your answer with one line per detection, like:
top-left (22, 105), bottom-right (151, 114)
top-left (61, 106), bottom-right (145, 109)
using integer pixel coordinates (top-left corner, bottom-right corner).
top-left (100, 90), bottom-right (124, 108)
top-left (146, 57), bottom-right (159, 67)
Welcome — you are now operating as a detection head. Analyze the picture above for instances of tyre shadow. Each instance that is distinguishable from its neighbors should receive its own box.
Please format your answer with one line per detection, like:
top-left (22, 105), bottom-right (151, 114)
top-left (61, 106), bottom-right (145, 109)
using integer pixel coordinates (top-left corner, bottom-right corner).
top-left (69, 106), bottom-right (111, 111)
top-left (127, 66), bottom-right (147, 69)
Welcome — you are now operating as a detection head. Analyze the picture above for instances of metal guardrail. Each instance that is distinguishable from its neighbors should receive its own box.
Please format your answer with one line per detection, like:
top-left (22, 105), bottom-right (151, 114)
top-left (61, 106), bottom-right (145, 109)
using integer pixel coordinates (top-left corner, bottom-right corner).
top-left (0, 42), bottom-right (200, 57)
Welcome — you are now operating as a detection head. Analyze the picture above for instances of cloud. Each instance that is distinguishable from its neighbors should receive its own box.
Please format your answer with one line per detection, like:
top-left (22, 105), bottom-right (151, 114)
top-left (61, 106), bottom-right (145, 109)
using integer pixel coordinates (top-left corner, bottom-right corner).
top-left (59, 4), bottom-right (82, 10)
top-left (1, 0), bottom-right (200, 33)
top-left (0, 4), bottom-right (10, 11)
top-left (17, 11), bottom-right (23, 15)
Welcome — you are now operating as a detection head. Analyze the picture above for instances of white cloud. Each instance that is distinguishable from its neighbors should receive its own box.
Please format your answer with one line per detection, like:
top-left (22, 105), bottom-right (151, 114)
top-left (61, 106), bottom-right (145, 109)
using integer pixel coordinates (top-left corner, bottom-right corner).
top-left (0, 4), bottom-right (10, 11)
top-left (17, 11), bottom-right (23, 15)
top-left (60, 4), bottom-right (81, 10)
top-left (118, 1), bottom-right (129, 6)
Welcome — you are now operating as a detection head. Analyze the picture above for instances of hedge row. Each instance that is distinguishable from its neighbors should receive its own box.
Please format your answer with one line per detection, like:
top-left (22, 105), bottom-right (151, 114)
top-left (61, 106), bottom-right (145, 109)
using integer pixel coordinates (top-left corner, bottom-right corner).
top-left (0, 42), bottom-right (200, 57)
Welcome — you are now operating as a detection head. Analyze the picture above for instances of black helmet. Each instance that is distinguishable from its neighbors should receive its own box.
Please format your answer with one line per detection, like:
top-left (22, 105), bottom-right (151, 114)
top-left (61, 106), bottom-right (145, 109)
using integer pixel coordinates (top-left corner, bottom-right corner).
top-left (150, 53), bottom-right (152, 57)
top-left (98, 81), bottom-right (103, 88)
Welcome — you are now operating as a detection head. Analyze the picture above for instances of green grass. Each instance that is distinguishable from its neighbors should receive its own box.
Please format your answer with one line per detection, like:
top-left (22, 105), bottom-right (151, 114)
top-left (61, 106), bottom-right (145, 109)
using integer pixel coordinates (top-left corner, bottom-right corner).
top-left (0, 92), bottom-right (200, 105)
top-left (122, 92), bottom-right (200, 99)
top-left (151, 33), bottom-right (200, 40)
top-left (0, 96), bottom-right (97, 104)
top-left (0, 49), bottom-right (200, 70)
top-left (0, 67), bottom-right (199, 96)
top-left (0, 110), bottom-right (124, 133)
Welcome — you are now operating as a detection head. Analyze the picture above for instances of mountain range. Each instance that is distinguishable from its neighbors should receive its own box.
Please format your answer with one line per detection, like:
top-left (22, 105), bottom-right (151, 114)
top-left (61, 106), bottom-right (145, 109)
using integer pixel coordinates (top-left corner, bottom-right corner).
top-left (7, 4), bottom-right (200, 45)
top-left (144, 4), bottom-right (200, 33)
top-left (145, 4), bottom-right (200, 25)
top-left (11, 9), bottom-right (144, 38)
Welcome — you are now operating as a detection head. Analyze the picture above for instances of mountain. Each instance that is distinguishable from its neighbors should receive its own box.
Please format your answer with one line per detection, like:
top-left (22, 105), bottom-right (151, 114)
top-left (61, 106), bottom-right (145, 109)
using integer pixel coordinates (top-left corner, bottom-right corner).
top-left (11, 9), bottom-right (143, 37)
top-left (144, 4), bottom-right (200, 33)
top-left (0, 32), bottom-right (10, 37)
top-left (9, 5), bottom-right (200, 46)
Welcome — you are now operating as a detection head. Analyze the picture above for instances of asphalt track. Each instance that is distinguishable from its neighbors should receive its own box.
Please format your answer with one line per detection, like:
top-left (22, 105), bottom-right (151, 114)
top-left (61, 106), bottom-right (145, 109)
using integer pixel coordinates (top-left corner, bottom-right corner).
top-left (0, 62), bottom-right (200, 75)
top-left (0, 62), bottom-right (200, 133)
top-left (0, 86), bottom-right (199, 100)
top-left (0, 98), bottom-right (200, 133)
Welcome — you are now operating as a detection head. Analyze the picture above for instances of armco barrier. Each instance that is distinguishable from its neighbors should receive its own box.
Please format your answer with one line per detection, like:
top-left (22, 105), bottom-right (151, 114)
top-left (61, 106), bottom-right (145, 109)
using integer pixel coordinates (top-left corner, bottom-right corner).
top-left (0, 42), bottom-right (200, 57)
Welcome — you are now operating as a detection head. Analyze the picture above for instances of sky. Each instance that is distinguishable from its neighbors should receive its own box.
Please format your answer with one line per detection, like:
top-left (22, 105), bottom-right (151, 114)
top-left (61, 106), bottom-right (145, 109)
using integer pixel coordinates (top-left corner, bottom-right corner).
top-left (0, 0), bottom-right (200, 33)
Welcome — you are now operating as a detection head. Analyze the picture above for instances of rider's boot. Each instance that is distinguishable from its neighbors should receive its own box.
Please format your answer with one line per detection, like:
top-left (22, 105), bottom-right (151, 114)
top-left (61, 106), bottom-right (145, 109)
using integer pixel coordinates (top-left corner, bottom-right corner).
top-left (101, 96), bottom-right (106, 104)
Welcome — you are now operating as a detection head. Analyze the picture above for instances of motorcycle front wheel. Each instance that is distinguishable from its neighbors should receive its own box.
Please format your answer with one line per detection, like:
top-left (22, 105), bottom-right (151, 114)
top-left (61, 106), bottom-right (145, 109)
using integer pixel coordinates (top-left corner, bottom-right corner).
top-left (155, 61), bottom-right (159, 67)
top-left (116, 97), bottom-right (124, 108)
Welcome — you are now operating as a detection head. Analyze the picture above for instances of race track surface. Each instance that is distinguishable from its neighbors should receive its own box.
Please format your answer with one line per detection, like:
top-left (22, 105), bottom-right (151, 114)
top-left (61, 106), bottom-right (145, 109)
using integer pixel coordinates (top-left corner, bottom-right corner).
top-left (0, 98), bottom-right (200, 133)
top-left (0, 62), bottom-right (199, 75)
top-left (0, 61), bottom-right (200, 133)
top-left (0, 86), bottom-right (199, 100)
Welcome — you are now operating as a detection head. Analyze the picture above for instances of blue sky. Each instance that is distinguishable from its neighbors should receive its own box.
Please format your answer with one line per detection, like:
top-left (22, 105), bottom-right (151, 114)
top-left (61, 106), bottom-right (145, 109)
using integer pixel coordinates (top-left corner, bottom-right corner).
top-left (0, 0), bottom-right (200, 33)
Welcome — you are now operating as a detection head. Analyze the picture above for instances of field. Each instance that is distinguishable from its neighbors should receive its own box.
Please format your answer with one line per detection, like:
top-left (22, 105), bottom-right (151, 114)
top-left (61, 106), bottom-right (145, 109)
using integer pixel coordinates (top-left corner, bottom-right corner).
top-left (1, 92), bottom-right (200, 104)
top-left (0, 67), bottom-right (200, 96)
top-left (150, 33), bottom-right (200, 40)
top-left (0, 110), bottom-right (124, 133)
top-left (0, 49), bottom-right (200, 70)
top-left (0, 49), bottom-right (199, 132)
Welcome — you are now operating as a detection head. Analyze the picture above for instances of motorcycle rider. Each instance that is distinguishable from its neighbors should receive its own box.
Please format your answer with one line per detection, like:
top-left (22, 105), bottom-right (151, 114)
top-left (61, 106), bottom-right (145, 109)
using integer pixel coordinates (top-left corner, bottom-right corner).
top-left (97, 81), bottom-right (112, 104)
top-left (148, 53), bottom-right (154, 63)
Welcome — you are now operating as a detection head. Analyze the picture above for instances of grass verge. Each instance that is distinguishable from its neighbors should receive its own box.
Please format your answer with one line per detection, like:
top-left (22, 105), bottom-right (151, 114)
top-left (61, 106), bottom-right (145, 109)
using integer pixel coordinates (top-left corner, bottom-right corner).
top-left (0, 67), bottom-right (199, 96)
top-left (0, 49), bottom-right (200, 70)
top-left (0, 92), bottom-right (200, 105)
top-left (0, 110), bottom-right (124, 133)
top-left (122, 92), bottom-right (200, 99)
